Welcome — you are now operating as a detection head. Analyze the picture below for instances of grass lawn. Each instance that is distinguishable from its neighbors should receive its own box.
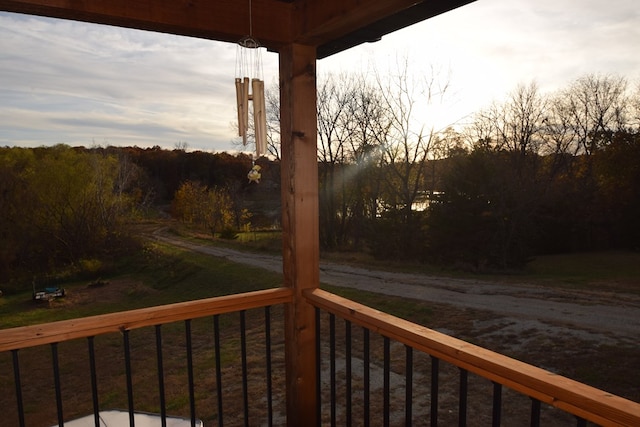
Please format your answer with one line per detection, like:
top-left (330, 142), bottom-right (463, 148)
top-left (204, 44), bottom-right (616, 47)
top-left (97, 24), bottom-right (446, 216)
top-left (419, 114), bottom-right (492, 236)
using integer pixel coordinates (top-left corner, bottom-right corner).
top-left (0, 241), bottom-right (286, 426)
top-left (1, 237), bottom-right (638, 425)
top-left (167, 225), bottom-right (640, 293)
top-left (523, 251), bottom-right (640, 292)
top-left (0, 241), bottom-right (283, 329)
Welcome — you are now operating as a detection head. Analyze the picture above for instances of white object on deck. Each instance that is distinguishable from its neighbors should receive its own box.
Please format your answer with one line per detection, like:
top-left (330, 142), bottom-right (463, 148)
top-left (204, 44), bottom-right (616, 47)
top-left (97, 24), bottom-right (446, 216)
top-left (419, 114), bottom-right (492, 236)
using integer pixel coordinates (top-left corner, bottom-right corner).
top-left (51, 409), bottom-right (203, 427)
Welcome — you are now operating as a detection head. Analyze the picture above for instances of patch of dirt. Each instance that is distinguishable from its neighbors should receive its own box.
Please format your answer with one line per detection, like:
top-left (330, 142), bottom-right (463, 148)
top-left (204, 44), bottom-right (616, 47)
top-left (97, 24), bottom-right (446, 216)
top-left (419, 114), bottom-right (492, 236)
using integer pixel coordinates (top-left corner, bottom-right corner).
top-left (153, 231), bottom-right (640, 405)
top-left (152, 231), bottom-right (640, 342)
top-left (52, 278), bottom-right (158, 308)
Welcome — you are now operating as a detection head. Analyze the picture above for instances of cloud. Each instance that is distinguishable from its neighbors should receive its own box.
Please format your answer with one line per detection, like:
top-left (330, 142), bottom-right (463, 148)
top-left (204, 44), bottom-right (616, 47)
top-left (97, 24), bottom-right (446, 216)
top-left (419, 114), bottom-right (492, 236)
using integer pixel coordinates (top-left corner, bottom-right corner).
top-left (319, 0), bottom-right (640, 130)
top-left (2, 0), bottom-right (639, 150)
top-left (0, 12), bottom-right (278, 152)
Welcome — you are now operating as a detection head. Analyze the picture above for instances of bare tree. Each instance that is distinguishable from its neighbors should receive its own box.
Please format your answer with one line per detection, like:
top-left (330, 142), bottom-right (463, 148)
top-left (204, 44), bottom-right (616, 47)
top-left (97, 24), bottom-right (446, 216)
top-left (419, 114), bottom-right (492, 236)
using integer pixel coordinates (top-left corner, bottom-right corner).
top-left (264, 84), bottom-right (281, 160)
top-left (374, 58), bottom-right (447, 221)
top-left (340, 76), bottom-right (390, 248)
top-left (629, 78), bottom-right (640, 131)
top-left (551, 73), bottom-right (628, 155)
top-left (455, 82), bottom-right (561, 267)
top-left (469, 82), bottom-right (548, 155)
top-left (315, 73), bottom-right (361, 249)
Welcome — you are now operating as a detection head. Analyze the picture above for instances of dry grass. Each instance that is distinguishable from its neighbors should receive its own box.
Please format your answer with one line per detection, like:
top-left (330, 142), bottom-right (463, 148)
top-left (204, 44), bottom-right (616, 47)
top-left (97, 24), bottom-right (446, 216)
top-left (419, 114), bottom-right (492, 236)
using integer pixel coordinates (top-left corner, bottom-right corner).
top-left (1, 302), bottom-right (288, 427)
top-left (2, 284), bottom-right (637, 426)
top-left (2, 242), bottom-right (638, 426)
top-left (314, 311), bottom-right (583, 427)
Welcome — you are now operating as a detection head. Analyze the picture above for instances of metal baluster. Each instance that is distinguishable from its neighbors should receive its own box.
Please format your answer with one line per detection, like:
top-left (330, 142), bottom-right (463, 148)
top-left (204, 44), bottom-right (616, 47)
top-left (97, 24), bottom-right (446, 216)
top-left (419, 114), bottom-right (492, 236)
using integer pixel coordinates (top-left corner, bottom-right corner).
top-left (240, 310), bottom-right (249, 427)
top-left (458, 368), bottom-right (468, 427)
top-left (430, 356), bottom-right (439, 427)
top-left (11, 350), bottom-right (25, 427)
top-left (155, 325), bottom-right (167, 427)
top-left (264, 306), bottom-right (273, 427)
top-left (345, 320), bottom-right (352, 427)
top-left (123, 329), bottom-right (135, 426)
top-left (214, 315), bottom-right (223, 427)
top-left (383, 336), bottom-right (390, 427)
top-left (88, 337), bottom-right (100, 427)
top-left (315, 307), bottom-right (322, 427)
top-left (492, 382), bottom-right (502, 427)
top-left (51, 343), bottom-right (64, 426)
top-left (363, 328), bottom-right (370, 427)
top-left (185, 319), bottom-right (196, 427)
top-left (330, 313), bottom-right (336, 426)
top-left (405, 345), bottom-right (413, 427)
top-left (530, 398), bottom-right (541, 427)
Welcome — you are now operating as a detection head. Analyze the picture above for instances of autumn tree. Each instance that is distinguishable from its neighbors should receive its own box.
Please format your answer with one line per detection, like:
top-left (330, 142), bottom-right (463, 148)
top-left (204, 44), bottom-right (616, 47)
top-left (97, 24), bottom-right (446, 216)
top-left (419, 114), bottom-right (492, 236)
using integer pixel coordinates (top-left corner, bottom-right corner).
top-left (172, 180), bottom-right (208, 225)
top-left (28, 146), bottom-right (135, 263)
top-left (0, 147), bottom-right (37, 280)
top-left (172, 181), bottom-right (246, 237)
top-left (0, 145), bottom-right (137, 289)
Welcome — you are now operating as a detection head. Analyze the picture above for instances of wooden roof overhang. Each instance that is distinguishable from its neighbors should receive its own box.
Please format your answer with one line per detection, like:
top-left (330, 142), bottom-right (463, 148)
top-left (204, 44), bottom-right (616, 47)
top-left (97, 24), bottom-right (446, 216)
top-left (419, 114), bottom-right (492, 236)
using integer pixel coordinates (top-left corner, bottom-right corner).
top-left (0, 0), bottom-right (474, 58)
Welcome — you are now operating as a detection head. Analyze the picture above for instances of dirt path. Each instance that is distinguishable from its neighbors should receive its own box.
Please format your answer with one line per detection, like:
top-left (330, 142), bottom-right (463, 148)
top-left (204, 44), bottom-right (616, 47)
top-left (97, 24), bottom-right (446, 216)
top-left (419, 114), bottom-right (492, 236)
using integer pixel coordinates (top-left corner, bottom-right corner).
top-left (151, 232), bottom-right (640, 345)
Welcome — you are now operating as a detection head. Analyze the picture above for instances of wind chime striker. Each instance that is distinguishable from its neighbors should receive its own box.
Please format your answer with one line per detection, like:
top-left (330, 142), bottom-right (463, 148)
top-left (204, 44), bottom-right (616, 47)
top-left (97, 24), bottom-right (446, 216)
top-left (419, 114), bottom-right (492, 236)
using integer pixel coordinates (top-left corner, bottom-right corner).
top-left (235, 5), bottom-right (267, 185)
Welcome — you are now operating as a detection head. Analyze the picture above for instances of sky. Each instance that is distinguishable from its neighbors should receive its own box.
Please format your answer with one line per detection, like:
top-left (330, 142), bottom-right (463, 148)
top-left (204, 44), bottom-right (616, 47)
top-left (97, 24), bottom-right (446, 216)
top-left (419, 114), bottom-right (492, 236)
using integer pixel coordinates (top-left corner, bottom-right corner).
top-left (1, 0), bottom-right (639, 153)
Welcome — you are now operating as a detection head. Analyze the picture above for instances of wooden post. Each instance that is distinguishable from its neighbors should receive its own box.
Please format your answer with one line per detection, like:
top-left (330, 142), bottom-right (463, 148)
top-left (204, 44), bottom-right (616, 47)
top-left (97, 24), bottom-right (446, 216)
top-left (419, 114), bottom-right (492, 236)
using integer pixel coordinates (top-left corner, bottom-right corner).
top-left (279, 43), bottom-right (319, 426)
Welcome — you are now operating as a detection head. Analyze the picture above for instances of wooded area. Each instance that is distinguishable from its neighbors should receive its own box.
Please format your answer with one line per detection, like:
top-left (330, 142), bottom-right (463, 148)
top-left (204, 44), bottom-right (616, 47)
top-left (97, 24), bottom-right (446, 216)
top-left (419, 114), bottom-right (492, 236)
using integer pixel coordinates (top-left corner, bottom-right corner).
top-left (290, 72), bottom-right (640, 268)
top-left (1, 73), bottom-right (639, 291)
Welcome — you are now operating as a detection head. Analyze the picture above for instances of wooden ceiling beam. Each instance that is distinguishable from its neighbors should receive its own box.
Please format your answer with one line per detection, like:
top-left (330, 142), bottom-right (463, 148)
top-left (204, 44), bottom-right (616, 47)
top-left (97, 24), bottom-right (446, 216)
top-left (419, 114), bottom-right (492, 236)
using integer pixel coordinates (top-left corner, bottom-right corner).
top-left (293, 0), bottom-right (419, 45)
top-left (0, 0), bottom-right (293, 51)
top-left (293, 0), bottom-right (476, 58)
top-left (1, 0), bottom-right (475, 57)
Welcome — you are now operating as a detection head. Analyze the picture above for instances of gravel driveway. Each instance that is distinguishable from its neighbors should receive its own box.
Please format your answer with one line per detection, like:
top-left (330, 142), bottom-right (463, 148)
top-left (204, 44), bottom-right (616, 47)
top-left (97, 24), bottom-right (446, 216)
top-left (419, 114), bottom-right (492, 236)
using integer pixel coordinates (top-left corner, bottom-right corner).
top-left (152, 232), bottom-right (640, 346)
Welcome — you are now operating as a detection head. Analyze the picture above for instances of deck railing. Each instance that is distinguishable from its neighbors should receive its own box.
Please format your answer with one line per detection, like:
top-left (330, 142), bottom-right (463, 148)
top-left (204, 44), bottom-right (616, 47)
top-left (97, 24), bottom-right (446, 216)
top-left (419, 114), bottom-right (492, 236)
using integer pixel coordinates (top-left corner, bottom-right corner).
top-left (1, 287), bottom-right (639, 426)
top-left (0, 288), bottom-right (292, 427)
top-left (307, 288), bottom-right (640, 426)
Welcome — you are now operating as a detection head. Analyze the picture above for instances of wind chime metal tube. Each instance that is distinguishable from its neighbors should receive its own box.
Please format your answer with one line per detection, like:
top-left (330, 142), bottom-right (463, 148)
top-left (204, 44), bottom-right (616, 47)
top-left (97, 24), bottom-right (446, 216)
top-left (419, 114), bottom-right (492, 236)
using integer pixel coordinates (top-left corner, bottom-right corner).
top-left (252, 78), bottom-right (267, 156)
top-left (235, 0), bottom-right (266, 159)
top-left (235, 76), bottom-right (253, 147)
top-left (235, 0), bottom-right (266, 183)
top-left (236, 69), bottom-right (265, 157)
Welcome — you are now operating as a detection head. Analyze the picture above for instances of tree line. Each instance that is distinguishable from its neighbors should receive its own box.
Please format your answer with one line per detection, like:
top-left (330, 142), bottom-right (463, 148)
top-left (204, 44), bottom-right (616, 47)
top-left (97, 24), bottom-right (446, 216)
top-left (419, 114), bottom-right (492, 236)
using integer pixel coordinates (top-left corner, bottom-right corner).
top-left (266, 71), bottom-right (640, 269)
top-left (0, 145), bottom-right (278, 291)
top-left (2, 71), bottom-right (639, 291)
top-left (1, 145), bottom-right (139, 288)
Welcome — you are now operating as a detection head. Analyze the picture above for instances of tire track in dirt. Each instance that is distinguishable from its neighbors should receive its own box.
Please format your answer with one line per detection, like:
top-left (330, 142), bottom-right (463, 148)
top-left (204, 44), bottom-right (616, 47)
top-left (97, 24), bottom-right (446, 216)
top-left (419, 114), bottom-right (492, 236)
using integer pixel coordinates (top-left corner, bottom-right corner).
top-left (151, 232), bottom-right (640, 343)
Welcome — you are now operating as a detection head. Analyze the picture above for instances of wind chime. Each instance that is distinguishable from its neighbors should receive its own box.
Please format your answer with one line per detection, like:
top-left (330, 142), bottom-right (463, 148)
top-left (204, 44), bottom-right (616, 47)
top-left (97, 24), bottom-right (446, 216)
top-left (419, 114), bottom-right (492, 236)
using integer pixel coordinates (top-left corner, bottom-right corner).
top-left (236, 0), bottom-right (266, 183)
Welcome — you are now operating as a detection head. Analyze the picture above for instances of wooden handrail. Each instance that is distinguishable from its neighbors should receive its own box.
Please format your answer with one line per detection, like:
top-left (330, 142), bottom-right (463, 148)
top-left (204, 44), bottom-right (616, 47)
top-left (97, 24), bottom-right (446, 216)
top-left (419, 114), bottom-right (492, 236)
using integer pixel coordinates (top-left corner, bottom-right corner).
top-left (0, 287), bottom-right (293, 352)
top-left (304, 288), bottom-right (640, 427)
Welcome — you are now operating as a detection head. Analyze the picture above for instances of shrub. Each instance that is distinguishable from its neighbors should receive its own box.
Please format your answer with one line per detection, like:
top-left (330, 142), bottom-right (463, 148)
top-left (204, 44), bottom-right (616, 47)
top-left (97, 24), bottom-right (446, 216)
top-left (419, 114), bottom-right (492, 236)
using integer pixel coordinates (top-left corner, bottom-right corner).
top-left (219, 227), bottom-right (239, 240)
